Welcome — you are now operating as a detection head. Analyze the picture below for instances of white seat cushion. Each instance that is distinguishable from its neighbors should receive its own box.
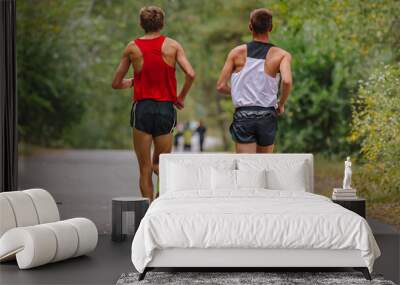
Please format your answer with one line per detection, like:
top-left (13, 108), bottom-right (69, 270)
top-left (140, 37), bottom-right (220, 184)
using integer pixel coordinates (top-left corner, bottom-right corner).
top-left (0, 192), bottom-right (39, 227)
top-left (64, 218), bottom-right (98, 257)
top-left (42, 221), bottom-right (79, 262)
top-left (0, 196), bottom-right (17, 237)
top-left (23, 189), bottom-right (59, 223)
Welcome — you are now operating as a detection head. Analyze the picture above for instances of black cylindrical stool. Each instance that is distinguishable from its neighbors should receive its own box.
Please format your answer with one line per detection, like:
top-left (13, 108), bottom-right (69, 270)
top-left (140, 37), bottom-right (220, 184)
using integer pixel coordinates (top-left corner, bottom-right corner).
top-left (112, 197), bottom-right (149, 242)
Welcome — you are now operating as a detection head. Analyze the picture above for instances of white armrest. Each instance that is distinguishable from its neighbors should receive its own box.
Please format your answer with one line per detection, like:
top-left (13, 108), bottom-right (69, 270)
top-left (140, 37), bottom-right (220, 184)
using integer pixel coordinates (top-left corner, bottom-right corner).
top-left (1, 192), bottom-right (39, 227)
top-left (0, 226), bottom-right (57, 269)
top-left (0, 218), bottom-right (98, 269)
top-left (0, 196), bottom-right (16, 237)
top-left (23, 189), bottom-right (60, 223)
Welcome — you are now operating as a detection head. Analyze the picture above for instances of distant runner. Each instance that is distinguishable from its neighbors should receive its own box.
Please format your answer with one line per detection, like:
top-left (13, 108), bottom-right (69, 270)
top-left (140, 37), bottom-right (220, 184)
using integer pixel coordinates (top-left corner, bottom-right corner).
top-left (216, 8), bottom-right (292, 153)
top-left (183, 122), bottom-right (192, 152)
top-left (196, 120), bottom-right (207, 152)
top-left (112, 6), bottom-right (195, 202)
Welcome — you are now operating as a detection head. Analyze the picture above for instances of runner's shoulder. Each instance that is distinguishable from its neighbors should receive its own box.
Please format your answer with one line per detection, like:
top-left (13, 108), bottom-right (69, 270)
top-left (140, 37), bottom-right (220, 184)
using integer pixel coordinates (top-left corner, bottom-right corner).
top-left (229, 44), bottom-right (246, 58)
top-left (125, 41), bottom-right (141, 55)
top-left (164, 37), bottom-right (182, 50)
top-left (269, 46), bottom-right (291, 60)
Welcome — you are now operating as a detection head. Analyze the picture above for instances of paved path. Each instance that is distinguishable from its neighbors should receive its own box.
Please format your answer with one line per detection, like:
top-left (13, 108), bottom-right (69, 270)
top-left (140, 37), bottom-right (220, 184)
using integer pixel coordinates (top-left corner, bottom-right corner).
top-left (18, 134), bottom-right (221, 234)
top-left (19, 150), bottom-right (141, 234)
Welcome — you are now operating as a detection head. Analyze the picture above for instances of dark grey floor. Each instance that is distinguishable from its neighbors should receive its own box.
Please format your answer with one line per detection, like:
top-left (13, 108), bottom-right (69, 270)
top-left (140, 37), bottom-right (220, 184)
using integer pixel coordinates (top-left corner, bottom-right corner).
top-left (370, 219), bottom-right (400, 284)
top-left (0, 235), bottom-right (133, 285)
top-left (1, 221), bottom-right (399, 285)
top-left (12, 151), bottom-right (399, 284)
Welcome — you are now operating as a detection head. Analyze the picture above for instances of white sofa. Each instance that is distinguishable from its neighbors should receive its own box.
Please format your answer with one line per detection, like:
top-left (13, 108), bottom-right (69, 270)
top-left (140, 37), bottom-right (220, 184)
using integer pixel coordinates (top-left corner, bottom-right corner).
top-left (0, 189), bottom-right (98, 269)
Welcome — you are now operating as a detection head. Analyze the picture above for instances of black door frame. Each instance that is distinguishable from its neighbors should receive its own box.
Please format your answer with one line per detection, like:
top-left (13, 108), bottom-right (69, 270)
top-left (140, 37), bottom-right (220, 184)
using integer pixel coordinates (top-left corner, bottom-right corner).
top-left (0, 0), bottom-right (17, 192)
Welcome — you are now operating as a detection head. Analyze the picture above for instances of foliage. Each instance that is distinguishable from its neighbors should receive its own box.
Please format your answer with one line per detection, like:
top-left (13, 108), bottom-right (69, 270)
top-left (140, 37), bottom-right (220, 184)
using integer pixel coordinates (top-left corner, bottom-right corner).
top-left (16, 0), bottom-right (400, 153)
top-left (351, 64), bottom-right (400, 197)
top-left (17, 1), bottom-right (86, 146)
top-left (176, 0), bottom-right (400, 153)
top-left (248, 0), bottom-right (398, 154)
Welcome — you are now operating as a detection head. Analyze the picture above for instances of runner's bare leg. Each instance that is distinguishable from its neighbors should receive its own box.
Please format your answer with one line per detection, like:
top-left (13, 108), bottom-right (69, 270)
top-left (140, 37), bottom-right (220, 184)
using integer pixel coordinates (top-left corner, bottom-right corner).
top-left (133, 129), bottom-right (154, 202)
top-left (152, 133), bottom-right (173, 176)
top-left (256, 144), bottom-right (274, 153)
top-left (152, 133), bottom-right (173, 198)
top-left (235, 142), bottom-right (257, 153)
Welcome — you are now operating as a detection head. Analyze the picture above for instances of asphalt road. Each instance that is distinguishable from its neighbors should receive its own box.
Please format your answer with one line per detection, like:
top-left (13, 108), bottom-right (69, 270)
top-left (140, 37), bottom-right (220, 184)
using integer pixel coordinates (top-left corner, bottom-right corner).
top-left (17, 136), bottom-right (221, 234)
top-left (18, 150), bottom-right (141, 234)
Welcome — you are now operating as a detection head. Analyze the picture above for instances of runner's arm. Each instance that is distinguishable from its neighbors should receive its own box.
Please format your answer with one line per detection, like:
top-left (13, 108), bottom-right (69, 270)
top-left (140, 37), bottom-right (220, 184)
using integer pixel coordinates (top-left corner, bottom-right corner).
top-left (278, 52), bottom-right (292, 107)
top-left (176, 43), bottom-right (196, 104)
top-left (111, 44), bottom-right (134, 89)
top-left (216, 50), bottom-right (235, 95)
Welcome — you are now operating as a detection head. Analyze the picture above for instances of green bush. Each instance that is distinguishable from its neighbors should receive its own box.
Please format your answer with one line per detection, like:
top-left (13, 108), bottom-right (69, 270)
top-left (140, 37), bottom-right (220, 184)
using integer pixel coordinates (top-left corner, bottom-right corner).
top-left (17, 1), bottom-right (86, 146)
top-left (351, 64), bottom-right (400, 198)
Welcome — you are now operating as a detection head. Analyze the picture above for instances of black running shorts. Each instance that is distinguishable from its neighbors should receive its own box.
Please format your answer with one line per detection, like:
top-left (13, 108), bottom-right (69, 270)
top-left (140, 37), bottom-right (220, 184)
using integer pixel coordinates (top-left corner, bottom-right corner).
top-left (130, 99), bottom-right (177, 137)
top-left (229, 106), bottom-right (277, 146)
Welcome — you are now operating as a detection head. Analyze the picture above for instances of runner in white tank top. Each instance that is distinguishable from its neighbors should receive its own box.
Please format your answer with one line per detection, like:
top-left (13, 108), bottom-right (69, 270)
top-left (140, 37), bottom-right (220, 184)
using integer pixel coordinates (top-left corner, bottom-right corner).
top-left (216, 8), bottom-right (293, 154)
top-left (231, 41), bottom-right (280, 109)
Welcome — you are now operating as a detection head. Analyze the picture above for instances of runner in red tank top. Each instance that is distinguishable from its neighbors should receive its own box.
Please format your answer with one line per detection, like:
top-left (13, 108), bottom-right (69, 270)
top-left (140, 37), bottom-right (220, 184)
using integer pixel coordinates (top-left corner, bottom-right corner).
top-left (133, 35), bottom-right (177, 102)
top-left (112, 6), bottom-right (195, 202)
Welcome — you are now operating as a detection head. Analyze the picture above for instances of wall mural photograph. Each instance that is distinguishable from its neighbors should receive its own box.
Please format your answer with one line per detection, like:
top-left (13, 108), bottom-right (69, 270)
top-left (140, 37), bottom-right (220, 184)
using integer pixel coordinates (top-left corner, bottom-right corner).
top-left (1, 0), bottom-right (399, 284)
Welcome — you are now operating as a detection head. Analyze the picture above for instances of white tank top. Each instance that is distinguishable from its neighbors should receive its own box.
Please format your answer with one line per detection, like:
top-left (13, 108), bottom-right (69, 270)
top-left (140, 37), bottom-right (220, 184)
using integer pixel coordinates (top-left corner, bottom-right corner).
top-left (231, 41), bottom-right (280, 108)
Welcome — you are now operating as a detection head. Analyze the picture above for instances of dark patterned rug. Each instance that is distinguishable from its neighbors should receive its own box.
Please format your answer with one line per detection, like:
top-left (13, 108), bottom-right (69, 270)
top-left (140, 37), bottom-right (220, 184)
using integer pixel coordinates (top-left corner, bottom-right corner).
top-left (116, 271), bottom-right (396, 285)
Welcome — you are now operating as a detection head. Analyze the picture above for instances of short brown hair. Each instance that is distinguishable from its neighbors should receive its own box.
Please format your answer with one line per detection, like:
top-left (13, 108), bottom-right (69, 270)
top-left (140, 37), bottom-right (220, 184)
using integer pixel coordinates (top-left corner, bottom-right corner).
top-left (250, 8), bottom-right (272, 34)
top-left (139, 6), bottom-right (165, 33)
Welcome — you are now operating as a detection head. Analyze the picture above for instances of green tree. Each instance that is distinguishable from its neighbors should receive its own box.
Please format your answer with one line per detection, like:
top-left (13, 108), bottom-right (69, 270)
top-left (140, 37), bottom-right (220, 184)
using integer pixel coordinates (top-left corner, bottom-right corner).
top-left (351, 64), bottom-right (400, 197)
top-left (17, 0), bottom-right (87, 146)
top-left (265, 0), bottom-right (399, 155)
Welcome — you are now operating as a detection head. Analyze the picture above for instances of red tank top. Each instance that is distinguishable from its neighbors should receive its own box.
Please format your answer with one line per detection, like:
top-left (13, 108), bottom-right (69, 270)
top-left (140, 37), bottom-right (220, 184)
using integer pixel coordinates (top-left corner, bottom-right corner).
top-left (133, 35), bottom-right (177, 102)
